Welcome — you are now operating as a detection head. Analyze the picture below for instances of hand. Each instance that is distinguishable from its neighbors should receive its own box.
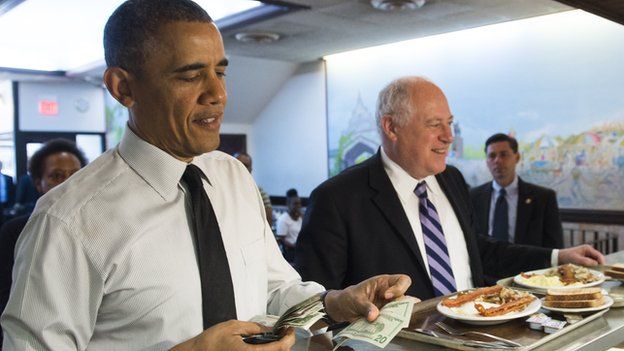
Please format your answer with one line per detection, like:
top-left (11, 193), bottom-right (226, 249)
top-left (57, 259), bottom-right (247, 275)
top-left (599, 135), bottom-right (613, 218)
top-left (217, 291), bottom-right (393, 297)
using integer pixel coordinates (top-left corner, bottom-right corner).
top-left (324, 274), bottom-right (413, 323)
top-left (558, 244), bottom-right (606, 266)
top-left (170, 320), bottom-right (295, 351)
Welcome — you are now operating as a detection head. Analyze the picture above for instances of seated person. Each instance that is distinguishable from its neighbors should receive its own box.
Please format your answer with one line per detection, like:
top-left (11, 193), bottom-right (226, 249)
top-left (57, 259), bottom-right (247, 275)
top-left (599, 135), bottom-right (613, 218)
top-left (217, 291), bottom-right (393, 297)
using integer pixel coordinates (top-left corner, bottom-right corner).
top-left (0, 138), bottom-right (87, 345)
top-left (296, 76), bottom-right (604, 301)
top-left (276, 188), bottom-right (302, 262)
top-left (470, 133), bottom-right (563, 248)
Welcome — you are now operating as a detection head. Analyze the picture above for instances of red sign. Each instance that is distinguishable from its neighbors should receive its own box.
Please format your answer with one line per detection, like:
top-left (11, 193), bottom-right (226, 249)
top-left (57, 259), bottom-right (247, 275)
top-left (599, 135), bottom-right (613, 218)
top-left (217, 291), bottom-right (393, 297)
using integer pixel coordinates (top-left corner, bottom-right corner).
top-left (38, 100), bottom-right (59, 116)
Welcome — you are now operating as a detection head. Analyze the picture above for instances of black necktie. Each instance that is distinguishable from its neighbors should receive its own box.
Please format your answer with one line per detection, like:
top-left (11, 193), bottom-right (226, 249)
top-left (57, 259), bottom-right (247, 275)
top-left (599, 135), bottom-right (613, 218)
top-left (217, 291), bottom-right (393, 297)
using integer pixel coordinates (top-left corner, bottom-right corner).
top-left (492, 187), bottom-right (509, 241)
top-left (182, 164), bottom-right (237, 329)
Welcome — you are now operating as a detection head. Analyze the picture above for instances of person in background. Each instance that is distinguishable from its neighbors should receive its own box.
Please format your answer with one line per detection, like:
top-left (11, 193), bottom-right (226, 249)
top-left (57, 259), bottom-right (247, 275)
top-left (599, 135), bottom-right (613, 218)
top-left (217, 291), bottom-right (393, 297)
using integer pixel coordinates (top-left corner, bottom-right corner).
top-left (234, 152), bottom-right (273, 226)
top-left (12, 174), bottom-right (39, 216)
top-left (296, 76), bottom-right (604, 301)
top-left (276, 188), bottom-right (302, 262)
top-left (0, 138), bottom-right (87, 347)
top-left (0, 161), bottom-right (15, 220)
top-left (470, 133), bottom-right (563, 248)
top-left (1, 1), bottom-right (411, 350)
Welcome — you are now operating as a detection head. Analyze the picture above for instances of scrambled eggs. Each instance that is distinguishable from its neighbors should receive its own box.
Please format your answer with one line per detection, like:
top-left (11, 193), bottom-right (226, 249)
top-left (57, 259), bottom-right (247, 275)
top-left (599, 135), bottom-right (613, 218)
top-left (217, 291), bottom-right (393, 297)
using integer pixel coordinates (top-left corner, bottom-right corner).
top-left (518, 275), bottom-right (582, 287)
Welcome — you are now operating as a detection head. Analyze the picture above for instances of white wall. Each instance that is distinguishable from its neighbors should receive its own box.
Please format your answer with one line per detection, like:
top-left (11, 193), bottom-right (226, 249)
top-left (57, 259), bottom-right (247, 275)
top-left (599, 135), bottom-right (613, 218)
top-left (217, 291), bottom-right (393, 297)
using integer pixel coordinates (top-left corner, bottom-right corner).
top-left (251, 61), bottom-right (327, 197)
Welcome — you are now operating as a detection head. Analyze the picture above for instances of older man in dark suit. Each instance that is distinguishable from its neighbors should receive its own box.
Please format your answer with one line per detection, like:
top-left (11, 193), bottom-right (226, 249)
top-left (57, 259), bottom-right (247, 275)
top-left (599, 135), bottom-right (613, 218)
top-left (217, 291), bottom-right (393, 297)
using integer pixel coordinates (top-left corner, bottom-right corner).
top-left (470, 133), bottom-right (563, 249)
top-left (296, 76), bottom-right (604, 300)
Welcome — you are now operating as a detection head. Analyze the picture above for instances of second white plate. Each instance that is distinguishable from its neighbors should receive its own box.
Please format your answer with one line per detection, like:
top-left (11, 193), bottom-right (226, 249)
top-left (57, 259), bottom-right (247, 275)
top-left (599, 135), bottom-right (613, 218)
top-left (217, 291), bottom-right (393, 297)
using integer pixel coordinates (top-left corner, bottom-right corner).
top-left (513, 267), bottom-right (605, 291)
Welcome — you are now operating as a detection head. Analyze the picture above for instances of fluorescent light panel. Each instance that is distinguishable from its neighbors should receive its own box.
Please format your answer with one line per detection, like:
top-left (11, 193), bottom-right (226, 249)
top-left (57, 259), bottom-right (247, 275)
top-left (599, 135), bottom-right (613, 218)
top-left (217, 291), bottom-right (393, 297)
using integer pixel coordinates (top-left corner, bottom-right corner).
top-left (0, 0), bottom-right (261, 71)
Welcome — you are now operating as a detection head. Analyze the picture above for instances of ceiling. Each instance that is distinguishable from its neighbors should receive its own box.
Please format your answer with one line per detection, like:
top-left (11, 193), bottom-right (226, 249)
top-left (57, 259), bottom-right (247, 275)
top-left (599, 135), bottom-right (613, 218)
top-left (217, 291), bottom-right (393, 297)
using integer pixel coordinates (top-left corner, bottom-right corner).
top-left (221, 0), bottom-right (573, 62)
top-left (6, 0), bottom-right (624, 125)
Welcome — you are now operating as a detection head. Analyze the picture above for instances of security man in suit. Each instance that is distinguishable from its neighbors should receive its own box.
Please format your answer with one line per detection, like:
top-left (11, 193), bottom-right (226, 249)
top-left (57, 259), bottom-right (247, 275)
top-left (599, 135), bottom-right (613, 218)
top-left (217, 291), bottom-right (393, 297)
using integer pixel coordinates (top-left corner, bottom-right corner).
top-left (470, 133), bottom-right (564, 249)
top-left (296, 76), bottom-right (603, 300)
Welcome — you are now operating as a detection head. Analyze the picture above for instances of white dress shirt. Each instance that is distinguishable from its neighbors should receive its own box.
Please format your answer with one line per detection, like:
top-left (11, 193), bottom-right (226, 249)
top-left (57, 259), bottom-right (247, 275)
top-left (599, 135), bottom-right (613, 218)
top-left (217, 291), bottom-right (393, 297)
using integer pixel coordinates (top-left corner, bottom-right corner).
top-left (488, 176), bottom-right (519, 242)
top-left (381, 149), bottom-right (473, 291)
top-left (1, 128), bottom-right (323, 350)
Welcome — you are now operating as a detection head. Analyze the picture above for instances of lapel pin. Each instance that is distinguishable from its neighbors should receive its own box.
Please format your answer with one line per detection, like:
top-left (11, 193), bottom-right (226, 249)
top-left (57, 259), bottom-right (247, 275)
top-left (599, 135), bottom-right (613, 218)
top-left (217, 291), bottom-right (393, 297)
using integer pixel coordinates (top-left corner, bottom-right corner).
top-left (526, 198), bottom-right (532, 204)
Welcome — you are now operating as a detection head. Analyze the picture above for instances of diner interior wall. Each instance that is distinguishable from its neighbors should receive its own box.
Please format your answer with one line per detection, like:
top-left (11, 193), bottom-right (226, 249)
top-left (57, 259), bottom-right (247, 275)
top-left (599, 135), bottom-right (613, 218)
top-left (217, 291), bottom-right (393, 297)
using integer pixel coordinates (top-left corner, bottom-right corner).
top-left (251, 60), bottom-right (327, 197)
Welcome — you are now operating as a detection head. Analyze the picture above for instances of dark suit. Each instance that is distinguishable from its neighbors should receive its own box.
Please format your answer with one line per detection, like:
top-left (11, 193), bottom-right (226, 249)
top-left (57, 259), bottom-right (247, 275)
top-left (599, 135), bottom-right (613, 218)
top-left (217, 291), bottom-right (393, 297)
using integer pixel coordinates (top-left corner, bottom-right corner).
top-left (0, 214), bottom-right (30, 347)
top-left (0, 173), bottom-right (15, 209)
top-left (296, 151), bottom-right (551, 300)
top-left (470, 178), bottom-right (563, 249)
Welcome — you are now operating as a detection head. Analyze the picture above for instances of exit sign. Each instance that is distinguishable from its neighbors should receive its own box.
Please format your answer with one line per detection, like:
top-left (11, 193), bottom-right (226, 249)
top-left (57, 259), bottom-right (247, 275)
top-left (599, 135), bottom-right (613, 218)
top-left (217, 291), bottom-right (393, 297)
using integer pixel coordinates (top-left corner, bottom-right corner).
top-left (38, 100), bottom-right (59, 115)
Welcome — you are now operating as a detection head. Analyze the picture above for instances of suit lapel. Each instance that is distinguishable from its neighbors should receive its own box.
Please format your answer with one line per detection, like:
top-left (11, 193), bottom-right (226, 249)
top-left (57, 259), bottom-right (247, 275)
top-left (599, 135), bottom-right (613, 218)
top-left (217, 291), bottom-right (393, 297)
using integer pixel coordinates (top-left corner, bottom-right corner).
top-left (515, 178), bottom-right (531, 243)
top-left (367, 152), bottom-right (428, 273)
top-left (479, 184), bottom-right (493, 234)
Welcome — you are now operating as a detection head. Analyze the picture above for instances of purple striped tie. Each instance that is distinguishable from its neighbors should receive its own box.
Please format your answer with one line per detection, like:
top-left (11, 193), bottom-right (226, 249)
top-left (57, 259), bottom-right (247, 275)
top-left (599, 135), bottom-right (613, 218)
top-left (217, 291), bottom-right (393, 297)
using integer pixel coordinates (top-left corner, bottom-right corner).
top-left (414, 181), bottom-right (457, 297)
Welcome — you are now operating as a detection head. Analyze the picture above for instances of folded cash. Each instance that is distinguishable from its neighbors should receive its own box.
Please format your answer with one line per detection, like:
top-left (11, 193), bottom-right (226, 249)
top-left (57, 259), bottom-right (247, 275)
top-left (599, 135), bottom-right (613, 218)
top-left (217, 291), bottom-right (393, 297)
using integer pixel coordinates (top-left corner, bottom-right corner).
top-left (332, 296), bottom-right (417, 350)
top-left (273, 293), bottom-right (325, 333)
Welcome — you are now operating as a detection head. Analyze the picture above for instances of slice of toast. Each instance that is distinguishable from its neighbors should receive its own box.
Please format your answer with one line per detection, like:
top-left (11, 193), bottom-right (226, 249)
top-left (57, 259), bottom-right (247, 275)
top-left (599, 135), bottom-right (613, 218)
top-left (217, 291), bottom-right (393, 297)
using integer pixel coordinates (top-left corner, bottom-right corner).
top-left (607, 263), bottom-right (624, 273)
top-left (544, 297), bottom-right (604, 308)
top-left (545, 288), bottom-right (602, 301)
top-left (605, 269), bottom-right (624, 279)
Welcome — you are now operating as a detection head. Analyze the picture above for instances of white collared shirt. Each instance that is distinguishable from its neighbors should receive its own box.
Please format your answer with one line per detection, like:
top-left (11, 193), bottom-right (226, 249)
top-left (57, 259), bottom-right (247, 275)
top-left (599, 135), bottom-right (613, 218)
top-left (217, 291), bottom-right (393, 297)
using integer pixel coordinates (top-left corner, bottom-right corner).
top-left (381, 148), bottom-right (473, 291)
top-left (2, 127), bottom-right (322, 350)
top-left (488, 176), bottom-right (519, 242)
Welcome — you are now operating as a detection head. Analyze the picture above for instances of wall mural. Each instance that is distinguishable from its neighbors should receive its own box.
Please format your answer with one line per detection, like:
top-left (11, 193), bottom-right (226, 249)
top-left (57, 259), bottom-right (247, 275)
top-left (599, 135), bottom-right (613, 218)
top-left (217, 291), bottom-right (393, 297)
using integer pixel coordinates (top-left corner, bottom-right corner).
top-left (326, 11), bottom-right (624, 210)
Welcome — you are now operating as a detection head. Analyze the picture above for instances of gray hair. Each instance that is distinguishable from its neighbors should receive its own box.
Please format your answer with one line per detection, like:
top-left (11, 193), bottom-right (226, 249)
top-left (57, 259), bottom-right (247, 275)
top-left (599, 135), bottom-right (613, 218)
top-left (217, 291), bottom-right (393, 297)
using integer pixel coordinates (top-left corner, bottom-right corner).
top-left (375, 76), bottom-right (432, 134)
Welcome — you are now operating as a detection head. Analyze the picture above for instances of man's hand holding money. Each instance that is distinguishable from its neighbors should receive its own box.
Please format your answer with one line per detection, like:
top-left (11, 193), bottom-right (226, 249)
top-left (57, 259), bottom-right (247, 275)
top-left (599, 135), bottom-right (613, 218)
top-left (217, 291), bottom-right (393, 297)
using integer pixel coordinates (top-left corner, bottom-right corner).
top-left (323, 274), bottom-right (413, 323)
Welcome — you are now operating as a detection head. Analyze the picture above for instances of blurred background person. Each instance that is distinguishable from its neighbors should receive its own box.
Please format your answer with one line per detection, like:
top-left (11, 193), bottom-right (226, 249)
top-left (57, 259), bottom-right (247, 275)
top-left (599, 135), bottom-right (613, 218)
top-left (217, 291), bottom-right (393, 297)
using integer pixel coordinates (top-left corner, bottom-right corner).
top-left (0, 161), bottom-right (15, 226)
top-left (0, 138), bottom-right (87, 345)
top-left (12, 173), bottom-right (39, 218)
top-left (234, 152), bottom-right (273, 227)
top-left (276, 188), bottom-right (302, 263)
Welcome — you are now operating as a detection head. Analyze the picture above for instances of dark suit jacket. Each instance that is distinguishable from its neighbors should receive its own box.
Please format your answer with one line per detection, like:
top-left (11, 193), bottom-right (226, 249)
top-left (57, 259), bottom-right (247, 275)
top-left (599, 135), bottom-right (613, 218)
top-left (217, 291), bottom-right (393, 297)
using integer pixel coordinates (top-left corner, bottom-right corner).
top-left (470, 178), bottom-right (563, 249)
top-left (0, 214), bottom-right (30, 347)
top-left (0, 173), bottom-right (15, 207)
top-left (296, 152), bottom-right (551, 300)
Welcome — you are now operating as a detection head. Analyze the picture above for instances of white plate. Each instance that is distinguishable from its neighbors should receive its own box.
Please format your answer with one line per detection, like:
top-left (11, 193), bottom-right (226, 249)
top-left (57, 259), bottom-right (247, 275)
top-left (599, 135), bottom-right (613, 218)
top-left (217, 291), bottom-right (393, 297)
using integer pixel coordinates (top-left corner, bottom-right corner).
top-left (437, 295), bottom-right (542, 326)
top-left (513, 267), bottom-right (605, 291)
top-left (540, 295), bottom-right (614, 313)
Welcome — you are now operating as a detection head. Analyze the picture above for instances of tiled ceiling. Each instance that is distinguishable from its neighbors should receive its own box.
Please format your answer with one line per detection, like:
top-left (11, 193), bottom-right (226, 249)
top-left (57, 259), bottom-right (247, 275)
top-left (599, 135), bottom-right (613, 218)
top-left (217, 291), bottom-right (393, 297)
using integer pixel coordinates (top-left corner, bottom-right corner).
top-left (221, 0), bottom-right (574, 62)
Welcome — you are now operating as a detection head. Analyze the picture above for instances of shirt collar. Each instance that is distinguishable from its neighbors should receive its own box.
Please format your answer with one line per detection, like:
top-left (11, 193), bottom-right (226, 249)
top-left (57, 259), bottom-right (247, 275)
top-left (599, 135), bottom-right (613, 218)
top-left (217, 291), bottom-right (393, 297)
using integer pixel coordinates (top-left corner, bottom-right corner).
top-left (492, 175), bottom-right (518, 196)
top-left (380, 147), bottom-right (439, 196)
top-left (118, 126), bottom-right (189, 201)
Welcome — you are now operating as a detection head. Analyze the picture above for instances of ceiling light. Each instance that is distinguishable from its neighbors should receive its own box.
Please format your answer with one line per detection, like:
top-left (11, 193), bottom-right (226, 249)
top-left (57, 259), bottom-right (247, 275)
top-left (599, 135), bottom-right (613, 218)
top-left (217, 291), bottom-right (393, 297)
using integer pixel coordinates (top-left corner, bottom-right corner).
top-left (371, 0), bottom-right (426, 11)
top-left (234, 31), bottom-right (281, 44)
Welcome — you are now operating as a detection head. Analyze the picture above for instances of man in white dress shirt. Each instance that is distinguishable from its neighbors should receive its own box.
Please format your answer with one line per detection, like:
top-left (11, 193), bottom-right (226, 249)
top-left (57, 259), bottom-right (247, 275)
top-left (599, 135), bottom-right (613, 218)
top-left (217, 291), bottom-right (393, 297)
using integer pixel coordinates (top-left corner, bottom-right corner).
top-left (1, 1), bottom-right (411, 350)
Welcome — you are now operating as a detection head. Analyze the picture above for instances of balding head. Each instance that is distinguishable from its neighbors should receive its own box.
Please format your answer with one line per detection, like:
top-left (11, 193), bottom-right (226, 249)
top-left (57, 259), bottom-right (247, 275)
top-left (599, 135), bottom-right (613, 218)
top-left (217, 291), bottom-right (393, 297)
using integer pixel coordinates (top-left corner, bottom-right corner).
top-left (377, 76), bottom-right (454, 179)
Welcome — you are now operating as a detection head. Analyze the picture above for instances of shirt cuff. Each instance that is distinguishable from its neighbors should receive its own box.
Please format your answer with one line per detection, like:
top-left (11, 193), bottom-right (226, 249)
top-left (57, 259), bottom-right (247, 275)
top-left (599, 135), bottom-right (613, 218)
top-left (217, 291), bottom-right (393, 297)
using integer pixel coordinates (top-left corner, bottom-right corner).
top-left (551, 249), bottom-right (559, 267)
